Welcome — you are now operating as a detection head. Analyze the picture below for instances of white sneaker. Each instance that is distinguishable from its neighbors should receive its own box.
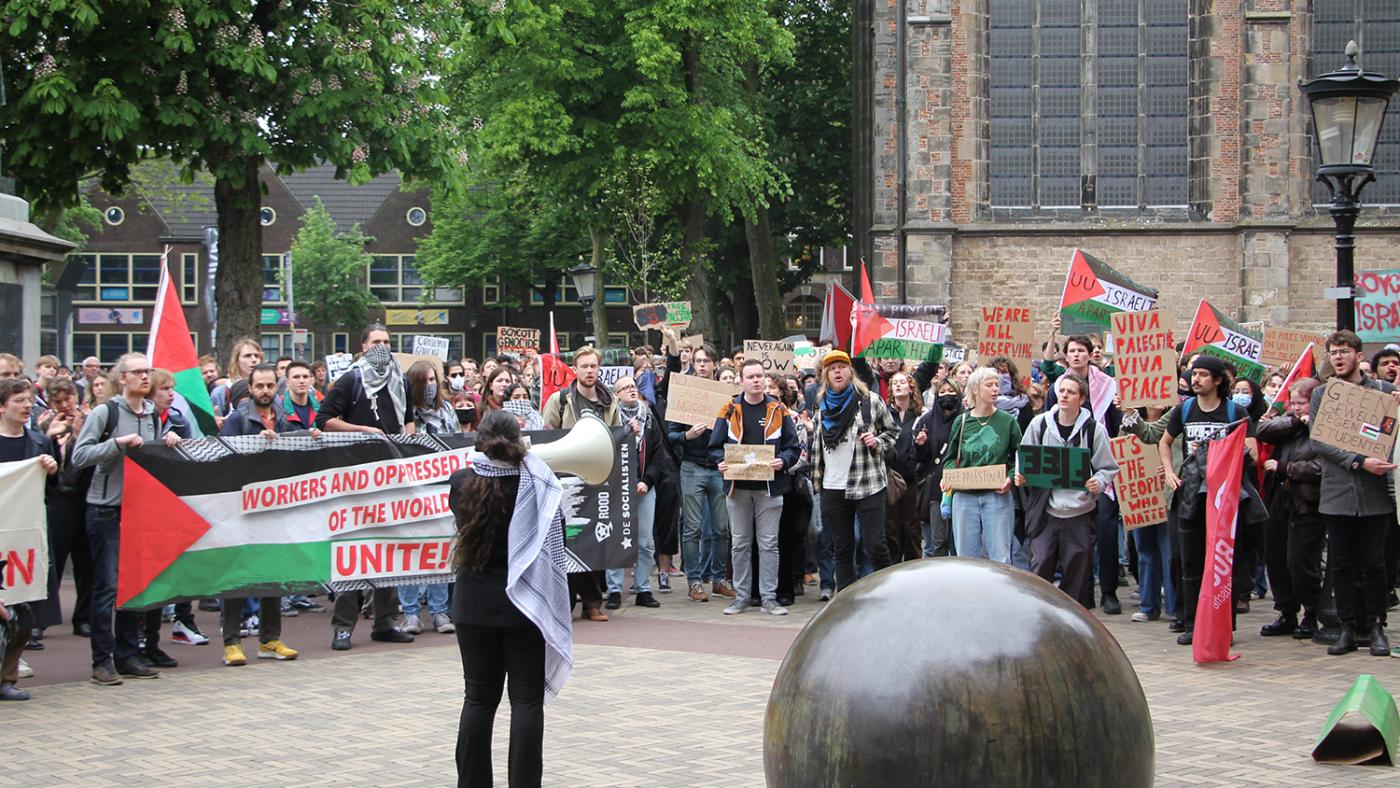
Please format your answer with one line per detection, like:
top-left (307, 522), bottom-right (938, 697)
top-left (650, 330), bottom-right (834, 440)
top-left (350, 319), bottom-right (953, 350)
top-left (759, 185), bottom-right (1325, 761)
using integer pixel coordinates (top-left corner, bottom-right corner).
top-left (401, 614), bottom-right (423, 634)
top-left (432, 613), bottom-right (455, 634)
top-left (723, 601), bottom-right (749, 616)
top-left (819, 588), bottom-right (833, 602)
top-left (17, 659), bottom-right (33, 679)
top-left (762, 600), bottom-right (789, 617)
top-left (1130, 611), bottom-right (1153, 623)
top-left (171, 620), bottom-right (210, 645)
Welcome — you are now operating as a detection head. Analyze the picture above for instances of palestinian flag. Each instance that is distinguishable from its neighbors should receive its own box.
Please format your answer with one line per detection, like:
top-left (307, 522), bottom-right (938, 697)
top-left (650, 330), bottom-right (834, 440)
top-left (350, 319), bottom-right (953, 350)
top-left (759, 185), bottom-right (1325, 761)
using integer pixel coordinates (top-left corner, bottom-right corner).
top-left (1182, 299), bottom-right (1267, 382)
top-left (1270, 343), bottom-right (1316, 414)
top-left (853, 306), bottom-right (947, 362)
top-left (117, 429), bottom-right (635, 609)
top-left (147, 250), bottom-right (217, 436)
top-left (1060, 249), bottom-right (1158, 329)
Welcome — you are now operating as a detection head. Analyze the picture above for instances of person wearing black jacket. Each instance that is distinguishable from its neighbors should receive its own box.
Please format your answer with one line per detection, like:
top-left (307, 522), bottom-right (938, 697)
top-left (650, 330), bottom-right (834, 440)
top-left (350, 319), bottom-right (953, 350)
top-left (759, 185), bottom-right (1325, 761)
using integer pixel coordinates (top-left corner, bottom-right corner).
top-left (1256, 377), bottom-right (1325, 639)
top-left (912, 378), bottom-right (965, 557)
top-left (604, 376), bottom-right (667, 609)
top-left (35, 378), bottom-right (93, 639)
top-left (884, 371), bottom-right (925, 562)
top-left (217, 364), bottom-right (307, 666)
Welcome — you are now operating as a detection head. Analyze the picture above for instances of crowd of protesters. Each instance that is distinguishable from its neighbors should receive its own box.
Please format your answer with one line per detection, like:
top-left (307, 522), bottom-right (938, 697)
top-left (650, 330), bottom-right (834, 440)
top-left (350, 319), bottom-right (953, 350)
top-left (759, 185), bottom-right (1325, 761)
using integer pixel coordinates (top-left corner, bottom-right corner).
top-left (3, 315), bottom-right (1399, 708)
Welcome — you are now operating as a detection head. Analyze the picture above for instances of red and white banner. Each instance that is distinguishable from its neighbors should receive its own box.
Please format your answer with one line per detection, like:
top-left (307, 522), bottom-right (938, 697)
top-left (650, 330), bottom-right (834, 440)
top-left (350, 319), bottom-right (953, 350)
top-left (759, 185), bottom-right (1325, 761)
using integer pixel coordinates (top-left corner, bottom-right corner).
top-left (0, 458), bottom-right (50, 605)
top-left (1194, 421), bottom-right (1246, 664)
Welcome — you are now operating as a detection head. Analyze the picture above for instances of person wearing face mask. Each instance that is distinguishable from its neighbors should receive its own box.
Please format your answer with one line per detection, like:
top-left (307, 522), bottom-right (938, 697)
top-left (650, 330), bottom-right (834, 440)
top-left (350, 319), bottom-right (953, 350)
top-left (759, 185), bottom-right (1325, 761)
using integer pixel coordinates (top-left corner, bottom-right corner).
top-left (444, 360), bottom-right (479, 429)
top-left (913, 379), bottom-right (966, 558)
top-left (317, 324), bottom-right (417, 650)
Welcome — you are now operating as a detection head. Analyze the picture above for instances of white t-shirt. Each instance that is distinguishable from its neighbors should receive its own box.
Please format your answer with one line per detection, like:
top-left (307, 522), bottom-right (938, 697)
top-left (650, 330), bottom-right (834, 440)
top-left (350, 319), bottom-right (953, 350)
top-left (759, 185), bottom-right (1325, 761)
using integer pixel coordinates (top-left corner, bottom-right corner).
top-left (824, 433), bottom-right (857, 491)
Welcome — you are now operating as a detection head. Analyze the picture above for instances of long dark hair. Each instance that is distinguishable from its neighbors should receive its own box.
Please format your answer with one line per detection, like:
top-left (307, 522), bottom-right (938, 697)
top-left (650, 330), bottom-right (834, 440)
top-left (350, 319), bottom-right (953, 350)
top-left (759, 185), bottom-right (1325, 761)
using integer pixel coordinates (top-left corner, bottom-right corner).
top-left (452, 411), bottom-right (528, 573)
top-left (407, 360), bottom-right (445, 410)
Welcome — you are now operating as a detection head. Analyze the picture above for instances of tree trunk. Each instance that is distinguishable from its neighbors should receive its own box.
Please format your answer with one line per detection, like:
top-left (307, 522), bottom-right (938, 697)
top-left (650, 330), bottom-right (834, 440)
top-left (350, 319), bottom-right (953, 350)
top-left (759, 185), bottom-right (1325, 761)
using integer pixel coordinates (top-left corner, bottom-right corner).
top-left (213, 158), bottom-right (264, 364)
top-left (745, 204), bottom-right (784, 340)
top-left (589, 226), bottom-right (608, 347)
top-left (680, 199), bottom-right (715, 339)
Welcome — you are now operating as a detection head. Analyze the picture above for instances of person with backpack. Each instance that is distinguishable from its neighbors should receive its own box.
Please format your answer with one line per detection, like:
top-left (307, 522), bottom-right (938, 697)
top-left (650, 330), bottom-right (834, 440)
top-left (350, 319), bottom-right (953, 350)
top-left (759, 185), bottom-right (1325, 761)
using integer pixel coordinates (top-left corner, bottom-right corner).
top-left (1016, 374), bottom-right (1119, 608)
top-left (72, 353), bottom-right (180, 685)
top-left (316, 324), bottom-right (417, 651)
top-left (1159, 354), bottom-right (1257, 647)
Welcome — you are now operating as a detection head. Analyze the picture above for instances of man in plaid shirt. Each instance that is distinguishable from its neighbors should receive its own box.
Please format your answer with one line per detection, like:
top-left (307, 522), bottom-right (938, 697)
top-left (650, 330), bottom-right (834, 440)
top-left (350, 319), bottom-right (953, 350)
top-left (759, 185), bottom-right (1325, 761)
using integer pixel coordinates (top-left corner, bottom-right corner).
top-left (810, 351), bottom-right (900, 591)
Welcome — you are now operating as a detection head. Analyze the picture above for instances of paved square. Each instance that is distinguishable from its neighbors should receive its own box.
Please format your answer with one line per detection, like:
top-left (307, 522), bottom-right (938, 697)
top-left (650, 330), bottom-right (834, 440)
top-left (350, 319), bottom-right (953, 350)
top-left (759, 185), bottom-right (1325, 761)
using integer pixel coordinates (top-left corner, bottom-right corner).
top-left (5, 578), bottom-right (1399, 787)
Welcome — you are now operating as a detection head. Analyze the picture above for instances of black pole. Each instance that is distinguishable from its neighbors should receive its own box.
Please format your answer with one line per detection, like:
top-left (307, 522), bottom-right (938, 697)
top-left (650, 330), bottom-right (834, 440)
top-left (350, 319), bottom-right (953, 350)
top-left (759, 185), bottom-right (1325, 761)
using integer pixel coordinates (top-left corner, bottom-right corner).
top-left (581, 296), bottom-right (597, 347)
top-left (1331, 187), bottom-right (1359, 332)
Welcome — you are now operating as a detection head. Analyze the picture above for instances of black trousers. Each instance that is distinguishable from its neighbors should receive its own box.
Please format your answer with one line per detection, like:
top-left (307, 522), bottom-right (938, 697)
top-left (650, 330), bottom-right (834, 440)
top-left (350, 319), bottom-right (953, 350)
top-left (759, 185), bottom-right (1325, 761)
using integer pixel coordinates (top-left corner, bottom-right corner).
top-left (41, 493), bottom-right (91, 629)
top-left (569, 571), bottom-right (603, 611)
top-left (1175, 507), bottom-right (1235, 631)
top-left (456, 625), bottom-right (546, 788)
top-left (1326, 513), bottom-right (1391, 628)
top-left (822, 489), bottom-right (891, 591)
top-left (1264, 505), bottom-right (1326, 616)
top-left (777, 485), bottom-right (812, 600)
top-left (1095, 495), bottom-right (1121, 598)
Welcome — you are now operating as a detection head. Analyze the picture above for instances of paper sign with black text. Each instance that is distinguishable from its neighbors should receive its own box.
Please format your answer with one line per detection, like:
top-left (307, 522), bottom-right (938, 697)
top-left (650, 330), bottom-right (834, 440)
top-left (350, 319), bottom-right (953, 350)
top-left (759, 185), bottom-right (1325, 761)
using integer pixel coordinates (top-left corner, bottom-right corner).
top-left (743, 340), bottom-right (797, 375)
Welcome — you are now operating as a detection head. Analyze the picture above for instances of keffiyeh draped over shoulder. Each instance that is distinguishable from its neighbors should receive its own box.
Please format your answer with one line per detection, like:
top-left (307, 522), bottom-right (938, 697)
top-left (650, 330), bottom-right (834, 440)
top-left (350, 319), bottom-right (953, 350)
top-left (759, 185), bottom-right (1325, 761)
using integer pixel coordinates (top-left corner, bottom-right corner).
top-left (467, 449), bottom-right (573, 702)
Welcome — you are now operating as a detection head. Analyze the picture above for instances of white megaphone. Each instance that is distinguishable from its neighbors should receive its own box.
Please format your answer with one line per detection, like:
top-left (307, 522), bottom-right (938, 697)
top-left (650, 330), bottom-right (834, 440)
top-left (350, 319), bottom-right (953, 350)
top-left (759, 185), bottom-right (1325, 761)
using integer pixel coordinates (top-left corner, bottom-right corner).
top-left (531, 413), bottom-right (615, 485)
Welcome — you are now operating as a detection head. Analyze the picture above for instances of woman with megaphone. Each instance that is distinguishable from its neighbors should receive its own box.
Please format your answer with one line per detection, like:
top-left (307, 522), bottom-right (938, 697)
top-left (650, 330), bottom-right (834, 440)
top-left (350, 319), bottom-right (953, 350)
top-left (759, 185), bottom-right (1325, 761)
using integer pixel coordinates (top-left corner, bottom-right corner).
top-left (449, 410), bottom-right (573, 788)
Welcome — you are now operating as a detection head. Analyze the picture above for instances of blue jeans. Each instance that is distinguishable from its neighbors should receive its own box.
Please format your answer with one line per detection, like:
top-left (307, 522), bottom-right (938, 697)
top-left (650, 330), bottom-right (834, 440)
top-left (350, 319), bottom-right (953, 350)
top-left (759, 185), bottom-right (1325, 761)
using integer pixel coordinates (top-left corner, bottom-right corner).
top-left (85, 505), bottom-right (143, 667)
top-left (398, 582), bottom-right (450, 617)
top-left (1133, 523), bottom-right (1177, 617)
top-left (951, 490), bottom-right (1014, 564)
top-left (607, 487), bottom-right (657, 594)
top-left (680, 462), bottom-right (729, 585)
top-left (812, 492), bottom-right (835, 590)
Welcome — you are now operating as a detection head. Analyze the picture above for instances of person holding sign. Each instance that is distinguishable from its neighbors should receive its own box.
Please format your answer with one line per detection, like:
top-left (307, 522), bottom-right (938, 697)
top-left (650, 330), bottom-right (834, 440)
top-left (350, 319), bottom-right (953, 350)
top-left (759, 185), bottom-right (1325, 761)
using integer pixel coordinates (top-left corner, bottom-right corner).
top-left (811, 352), bottom-right (900, 592)
top-left (940, 367), bottom-right (1022, 564)
top-left (1016, 374), bottom-right (1119, 608)
top-left (711, 361), bottom-right (800, 616)
top-left (1307, 331), bottom-right (1398, 656)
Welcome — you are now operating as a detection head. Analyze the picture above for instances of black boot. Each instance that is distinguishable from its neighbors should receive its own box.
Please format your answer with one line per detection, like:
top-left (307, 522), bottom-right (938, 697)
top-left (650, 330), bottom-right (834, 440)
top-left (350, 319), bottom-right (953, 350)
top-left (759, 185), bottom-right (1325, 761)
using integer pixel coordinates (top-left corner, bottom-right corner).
top-left (1101, 593), bottom-right (1122, 615)
top-left (1327, 623), bottom-right (1357, 655)
top-left (1260, 613), bottom-right (1297, 637)
top-left (1292, 610), bottom-right (1317, 640)
top-left (1369, 619), bottom-right (1391, 657)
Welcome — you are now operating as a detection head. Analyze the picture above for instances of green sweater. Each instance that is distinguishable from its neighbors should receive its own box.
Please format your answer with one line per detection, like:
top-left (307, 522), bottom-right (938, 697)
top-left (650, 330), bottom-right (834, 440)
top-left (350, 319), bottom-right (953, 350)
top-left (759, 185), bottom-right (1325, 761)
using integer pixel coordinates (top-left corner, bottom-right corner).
top-left (942, 410), bottom-right (1022, 478)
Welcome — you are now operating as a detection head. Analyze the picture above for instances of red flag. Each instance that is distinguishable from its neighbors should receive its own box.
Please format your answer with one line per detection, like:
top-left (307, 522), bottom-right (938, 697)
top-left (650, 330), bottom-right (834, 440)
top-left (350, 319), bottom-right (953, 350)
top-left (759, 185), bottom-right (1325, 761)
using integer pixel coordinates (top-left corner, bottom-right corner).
top-left (1269, 343), bottom-right (1316, 415)
top-left (1194, 421), bottom-right (1246, 664)
top-left (541, 311), bottom-right (574, 408)
top-left (859, 261), bottom-right (875, 304)
top-left (147, 247), bottom-right (217, 435)
top-left (819, 282), bottom-right (856, 349)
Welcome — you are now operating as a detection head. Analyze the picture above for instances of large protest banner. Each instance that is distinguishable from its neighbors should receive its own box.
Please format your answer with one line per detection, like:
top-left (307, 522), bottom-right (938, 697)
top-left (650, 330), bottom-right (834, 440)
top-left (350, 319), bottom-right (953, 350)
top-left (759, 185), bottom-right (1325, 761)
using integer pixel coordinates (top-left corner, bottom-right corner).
top-left (977, 306), bottom-right (1034, 388)
top-left (1059, 249), bottom-right (1158, 331)
top-left (1311, 378), bottom-right (1400, 462)
top-left (1109, 436), bottom-right (1169, 530)
top-left (853, 308), bottom-right (947, 362)
top-left (1111, 309), bottom-right (1177, 409)
top-left (1182, 299), bottom-right (1267, 382)
top-left (744, 340), bottom-right (797, 375)
top-left (114, 430), bottom-right (636, 609)
top-left (0, 458), bottom-right (50, 604)
top-left (1354, 269), bottom-right (1400, 342)
top-left (666, 374), bottom-right (735, 426)
top-left (497, 326), bottom-right (541, 355)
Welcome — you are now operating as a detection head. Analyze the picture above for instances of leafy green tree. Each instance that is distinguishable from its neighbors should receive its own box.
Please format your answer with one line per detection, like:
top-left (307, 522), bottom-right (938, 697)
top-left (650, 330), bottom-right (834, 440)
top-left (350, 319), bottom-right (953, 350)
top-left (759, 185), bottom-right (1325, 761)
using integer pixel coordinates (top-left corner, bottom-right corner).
top-left (0, 0), bottom-right (458, 360)
top-left (285, 198), bottom-right (377, 331)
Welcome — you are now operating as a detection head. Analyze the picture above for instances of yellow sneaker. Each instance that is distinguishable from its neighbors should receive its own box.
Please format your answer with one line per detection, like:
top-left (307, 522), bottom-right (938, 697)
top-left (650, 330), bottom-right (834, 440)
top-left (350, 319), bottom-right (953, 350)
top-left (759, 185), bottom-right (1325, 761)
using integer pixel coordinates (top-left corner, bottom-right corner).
top-left (223, 644), bottom-right (247, 666)
top-left (257, 640), bottom-right (299, 661)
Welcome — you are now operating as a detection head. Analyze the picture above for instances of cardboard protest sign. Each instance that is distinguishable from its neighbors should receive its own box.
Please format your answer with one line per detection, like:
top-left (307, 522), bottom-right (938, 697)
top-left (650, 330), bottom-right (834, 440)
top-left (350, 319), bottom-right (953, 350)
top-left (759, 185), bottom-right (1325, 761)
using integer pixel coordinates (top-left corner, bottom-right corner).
top-left (393, 353), bottom-right (444, 382)
top-left (794, 342), bottom-right (828, 370)
top-left (633, 301), bottom-right (692, 331)
top-left (678, 334), bottom-right (705, 351)
top-left (1312, 674), bottom-right (1399, 766)
top-left (1111, 309), bottom-right (1178, 409)
top-left (1059, 249), bottom-right (1158, 331)
top-left (324, 353), bottom-right (355, 384)
top-left (1354, 269), bottom-right (1400, 343)
top-left (1109, 435), bottom-right (1169, 530)
top-left (744, 340), bottom-right (797, 375)
top-left (666, 374), bottom-right (735, 427)
top-left (1182, 299), bottom-right (1266, 382)
top-left (1311, 378), bottom-right (1400, 461)
top-left (1017, 445), bottom-right (1092, 489)
top-left (977, 306), bottom-right (1035, 388)
top-left (1260, 327), bottom-right (1327, 369)
top-left (0, 458), bottom-right (50, 604)
top-left (943, 464), bottom-right (1007, 491)
top-left (497, 326), bottom-right (540, 355)
top-left (723, 444), bottom-right (776, 481)
top-left (412, 335), bottom-right (451, 360)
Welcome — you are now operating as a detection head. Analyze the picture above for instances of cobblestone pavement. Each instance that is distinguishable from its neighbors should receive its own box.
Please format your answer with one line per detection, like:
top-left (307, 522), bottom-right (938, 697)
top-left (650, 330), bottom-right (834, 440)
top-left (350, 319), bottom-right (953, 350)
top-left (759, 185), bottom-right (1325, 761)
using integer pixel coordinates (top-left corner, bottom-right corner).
top-left (6, 574), bottom-right (1400, 787)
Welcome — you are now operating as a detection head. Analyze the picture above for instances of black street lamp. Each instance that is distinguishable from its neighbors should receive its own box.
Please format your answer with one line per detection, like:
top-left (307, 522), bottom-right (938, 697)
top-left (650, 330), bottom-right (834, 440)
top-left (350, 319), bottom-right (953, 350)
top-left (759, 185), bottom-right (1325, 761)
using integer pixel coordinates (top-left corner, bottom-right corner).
top-left (568, 261), bottom-right (599, 346)
top-left (1300, 41), bottom-right (1399, 331)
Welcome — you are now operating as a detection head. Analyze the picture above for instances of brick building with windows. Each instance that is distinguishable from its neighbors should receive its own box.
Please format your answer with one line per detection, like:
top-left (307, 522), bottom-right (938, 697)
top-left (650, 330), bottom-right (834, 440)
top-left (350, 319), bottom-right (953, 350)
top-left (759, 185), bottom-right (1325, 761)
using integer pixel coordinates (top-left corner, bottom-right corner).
top-left (855, 0), bottom-right (1400, 343)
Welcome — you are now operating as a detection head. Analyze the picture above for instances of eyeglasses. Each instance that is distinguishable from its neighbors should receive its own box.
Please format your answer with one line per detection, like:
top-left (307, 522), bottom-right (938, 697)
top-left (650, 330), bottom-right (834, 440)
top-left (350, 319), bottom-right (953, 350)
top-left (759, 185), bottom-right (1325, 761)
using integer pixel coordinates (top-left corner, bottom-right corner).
top-left (1327, 348), bottom-right (1356, 357)
top-left (124, 368), bottom-right (152, 376)
top-left (615, 385), bottom-right (637, 393)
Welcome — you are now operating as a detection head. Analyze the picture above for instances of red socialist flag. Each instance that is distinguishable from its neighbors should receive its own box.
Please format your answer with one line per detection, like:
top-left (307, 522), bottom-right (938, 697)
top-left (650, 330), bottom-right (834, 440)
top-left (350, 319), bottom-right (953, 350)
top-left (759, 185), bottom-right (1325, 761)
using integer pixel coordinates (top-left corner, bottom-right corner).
top-left (540, 311), bottom-right (575, 408)
top-left (1193, 420), bottom-right (1247, 664)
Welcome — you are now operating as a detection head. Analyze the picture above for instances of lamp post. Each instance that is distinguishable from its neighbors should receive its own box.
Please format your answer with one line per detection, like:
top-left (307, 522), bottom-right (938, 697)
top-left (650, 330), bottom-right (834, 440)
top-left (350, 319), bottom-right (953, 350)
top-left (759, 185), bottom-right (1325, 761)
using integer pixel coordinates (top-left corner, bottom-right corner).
top-left (1300, 41), bottom-right (1399, 331)
top-left (568, 261), bottom-right (599, 346)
